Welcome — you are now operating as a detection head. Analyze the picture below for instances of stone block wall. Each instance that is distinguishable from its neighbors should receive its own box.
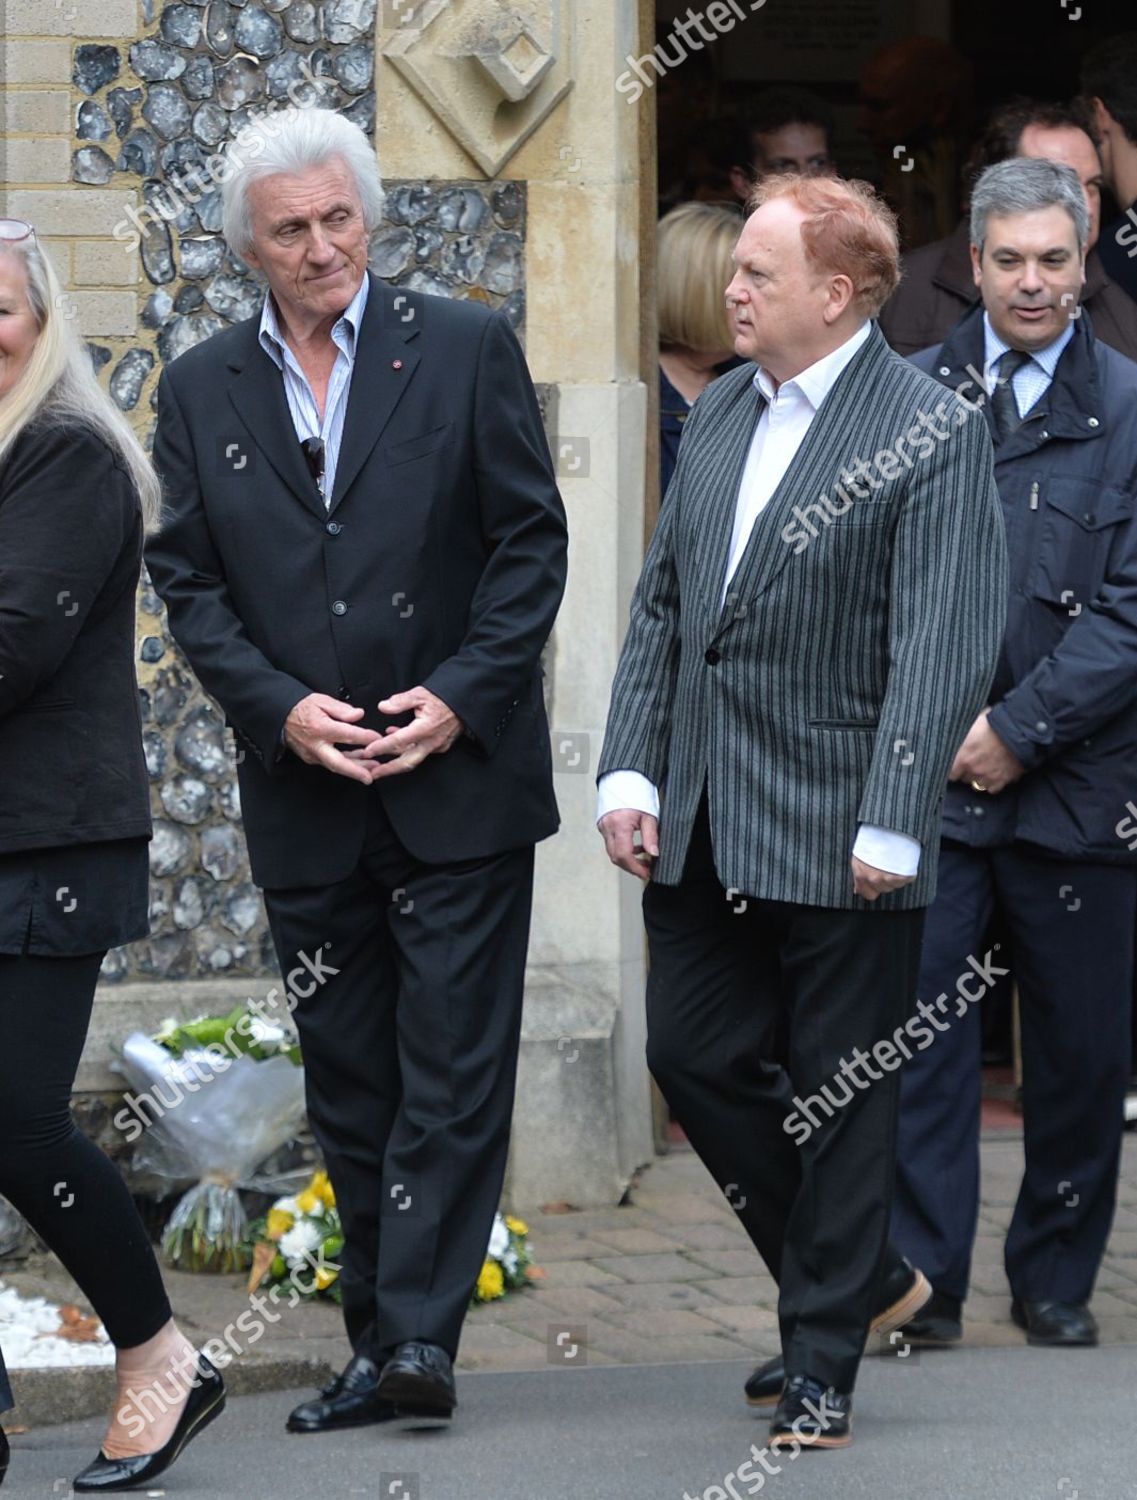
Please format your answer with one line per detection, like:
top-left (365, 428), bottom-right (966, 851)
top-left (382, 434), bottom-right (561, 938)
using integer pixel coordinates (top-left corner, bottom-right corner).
top-left (3, 0), bottom-right (526, 985)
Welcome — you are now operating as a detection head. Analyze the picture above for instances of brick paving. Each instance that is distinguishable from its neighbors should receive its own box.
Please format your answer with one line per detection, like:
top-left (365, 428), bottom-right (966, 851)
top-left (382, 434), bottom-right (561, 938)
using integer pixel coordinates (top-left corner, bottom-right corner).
top-left (458, 1129), bottom-right (1137, 1371)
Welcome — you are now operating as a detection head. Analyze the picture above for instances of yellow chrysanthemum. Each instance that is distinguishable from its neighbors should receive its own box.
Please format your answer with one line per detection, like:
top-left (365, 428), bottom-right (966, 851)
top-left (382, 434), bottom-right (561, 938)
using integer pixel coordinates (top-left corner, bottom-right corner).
top-left (295, 1188), bottom-right (320, 1215)
top-left (314, 1265), bottom-right (339, 1291)
top-left (266, 1208), bottom-right (295, 1241)
top-left (476, 1260), bottom-right (505, 1301)
top-left (504, 1215), bottom-right (528, 1237)
top-left (312, 1170), bottom-right (336, 1208)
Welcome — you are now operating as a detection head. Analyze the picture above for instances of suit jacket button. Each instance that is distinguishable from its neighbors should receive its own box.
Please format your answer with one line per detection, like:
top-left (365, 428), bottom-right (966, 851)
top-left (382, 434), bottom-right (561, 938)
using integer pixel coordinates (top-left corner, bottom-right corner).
top-left (332, 600), bottom-right (347, 616)
top-left (705, 647), bottom-right (721, 665)
top-left (326, 521), bottom-right (342, 535)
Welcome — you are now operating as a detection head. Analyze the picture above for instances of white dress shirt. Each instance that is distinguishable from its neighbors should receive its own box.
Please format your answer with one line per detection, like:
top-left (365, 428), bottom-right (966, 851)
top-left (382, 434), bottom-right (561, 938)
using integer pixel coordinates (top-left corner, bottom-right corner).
top-left (598, 321), bottom-right (921, 879)
top-left (258, 273), bottom-right (369, 509)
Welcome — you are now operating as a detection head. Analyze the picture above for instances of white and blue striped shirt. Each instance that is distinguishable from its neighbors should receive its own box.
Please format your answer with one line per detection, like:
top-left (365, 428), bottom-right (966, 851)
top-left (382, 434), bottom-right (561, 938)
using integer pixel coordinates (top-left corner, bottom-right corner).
top-left (257, 273), bottom-right (369, 509)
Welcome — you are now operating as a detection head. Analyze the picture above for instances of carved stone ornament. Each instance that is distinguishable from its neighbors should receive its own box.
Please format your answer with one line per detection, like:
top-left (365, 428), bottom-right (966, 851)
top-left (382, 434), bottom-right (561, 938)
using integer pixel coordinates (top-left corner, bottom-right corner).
top-left (381, 0), bottom-right (573, 177)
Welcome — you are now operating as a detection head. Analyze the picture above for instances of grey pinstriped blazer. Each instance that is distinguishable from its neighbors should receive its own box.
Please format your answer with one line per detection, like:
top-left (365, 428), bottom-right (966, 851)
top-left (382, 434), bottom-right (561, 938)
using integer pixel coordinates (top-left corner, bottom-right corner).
top-left (599, 323), bottom-right (1007, 911)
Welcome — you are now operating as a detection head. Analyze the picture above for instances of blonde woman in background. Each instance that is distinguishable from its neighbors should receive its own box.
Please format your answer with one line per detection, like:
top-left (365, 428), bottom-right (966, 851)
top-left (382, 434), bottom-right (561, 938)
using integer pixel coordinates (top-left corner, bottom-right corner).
top-left (0, 221), bottom-right (225, 1491)
top-left (657, 201), bottom-right (745, 498)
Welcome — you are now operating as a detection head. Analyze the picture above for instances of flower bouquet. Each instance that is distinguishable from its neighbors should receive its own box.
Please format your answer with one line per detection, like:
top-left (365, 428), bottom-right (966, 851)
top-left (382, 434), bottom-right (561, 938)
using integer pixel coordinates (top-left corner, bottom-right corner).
top-left (244, 1170), bottom-right (343, 1301)
top-left (472, 1214), bottom-right (537, 1304)
top-left (113, 1004), bottom-right (307, 1273)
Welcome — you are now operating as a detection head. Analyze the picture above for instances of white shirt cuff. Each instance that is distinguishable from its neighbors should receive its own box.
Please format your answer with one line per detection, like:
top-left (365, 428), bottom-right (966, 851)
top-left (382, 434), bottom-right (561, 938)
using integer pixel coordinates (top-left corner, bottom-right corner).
top-left (597, 770), bottom-right (660, 825)
top-left (853, 824), bottom-right (922, 877)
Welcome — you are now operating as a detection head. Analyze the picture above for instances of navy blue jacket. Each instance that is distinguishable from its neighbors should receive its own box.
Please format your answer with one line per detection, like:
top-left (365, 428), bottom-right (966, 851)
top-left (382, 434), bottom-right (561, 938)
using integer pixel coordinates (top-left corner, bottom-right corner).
top-left (912, 305), bottom-right (1137, 863)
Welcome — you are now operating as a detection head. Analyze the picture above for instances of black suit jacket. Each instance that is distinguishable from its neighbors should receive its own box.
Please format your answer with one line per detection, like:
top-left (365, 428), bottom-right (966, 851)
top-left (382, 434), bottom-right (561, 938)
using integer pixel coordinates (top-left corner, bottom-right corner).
top-left (0, 419), bottom-right (151, 854)
top-left (146, 277), bottom-right (568, 888)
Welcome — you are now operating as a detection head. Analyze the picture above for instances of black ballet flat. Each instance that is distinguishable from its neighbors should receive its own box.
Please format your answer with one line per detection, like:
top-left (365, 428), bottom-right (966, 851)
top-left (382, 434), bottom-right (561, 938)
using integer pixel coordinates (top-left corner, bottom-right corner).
top-left (71, 1352), bottom-right (225, 1492)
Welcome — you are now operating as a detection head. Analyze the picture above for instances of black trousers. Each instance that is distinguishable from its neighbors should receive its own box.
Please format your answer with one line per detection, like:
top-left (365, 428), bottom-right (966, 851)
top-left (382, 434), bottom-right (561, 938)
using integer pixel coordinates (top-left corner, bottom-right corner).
top-left (643, 802), bottom-right (925, 1393)
top-left (0, 950), bottom-right (173, 1383)
top-left (262, 790), bottom-right (535, 1362)
top-left (892, 842), bottom-right (1135, 1305)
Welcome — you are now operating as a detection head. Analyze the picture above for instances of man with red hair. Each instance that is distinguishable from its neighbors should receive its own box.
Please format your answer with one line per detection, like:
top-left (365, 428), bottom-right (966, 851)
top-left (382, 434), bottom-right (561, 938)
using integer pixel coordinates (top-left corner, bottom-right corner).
top-left (598, 175), bottom-right (1006, 1448)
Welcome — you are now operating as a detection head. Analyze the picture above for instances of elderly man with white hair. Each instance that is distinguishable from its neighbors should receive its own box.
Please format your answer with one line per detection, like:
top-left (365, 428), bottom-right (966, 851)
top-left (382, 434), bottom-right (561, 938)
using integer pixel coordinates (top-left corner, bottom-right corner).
top-left (147, 106), bottom-right (568, 1434)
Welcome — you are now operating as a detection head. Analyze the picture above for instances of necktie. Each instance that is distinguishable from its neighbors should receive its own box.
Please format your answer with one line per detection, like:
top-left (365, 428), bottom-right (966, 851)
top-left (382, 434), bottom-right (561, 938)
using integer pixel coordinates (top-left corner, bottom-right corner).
top-left (990, 348), bottom-right (1031, 443)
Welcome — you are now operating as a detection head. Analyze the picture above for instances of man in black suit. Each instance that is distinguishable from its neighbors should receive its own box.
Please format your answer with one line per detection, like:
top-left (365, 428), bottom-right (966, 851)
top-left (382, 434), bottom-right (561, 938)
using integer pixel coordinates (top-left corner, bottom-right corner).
top-left (146, 107), bottom-right (567, 1431)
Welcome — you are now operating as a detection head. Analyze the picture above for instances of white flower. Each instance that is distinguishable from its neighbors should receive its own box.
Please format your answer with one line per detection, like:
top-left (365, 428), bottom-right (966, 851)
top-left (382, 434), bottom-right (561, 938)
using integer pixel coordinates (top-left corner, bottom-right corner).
top-left (278, 1220), bottom-right (323, 1265)
top-left (502, 1247), bottom-right (519, 1277)
top-left (272, 1195), bottom-right (300, 1216)
top-left (487, 1214), bottom-right (509, 1261)
top-left (248, 1017), bottom-right (287, 1047)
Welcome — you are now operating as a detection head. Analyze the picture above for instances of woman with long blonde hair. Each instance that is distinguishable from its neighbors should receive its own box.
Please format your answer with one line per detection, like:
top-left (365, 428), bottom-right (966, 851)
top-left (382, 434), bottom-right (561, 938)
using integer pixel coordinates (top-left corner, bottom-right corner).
top-left (0, 221), bottom-right (224, 1491)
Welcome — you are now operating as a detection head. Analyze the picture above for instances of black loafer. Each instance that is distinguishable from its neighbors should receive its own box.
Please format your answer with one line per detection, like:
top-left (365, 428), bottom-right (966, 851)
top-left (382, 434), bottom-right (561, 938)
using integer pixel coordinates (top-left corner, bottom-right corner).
top-left (71, 1351), bottom-right (225, 1492)
top-left (744, 1258), bottom-right (931, 1407)
top-left (1011, 1298), bottom-right (1098, 1347)
top-left (769, 1375), bottom-right (851, 1449)
top-left (900, 1291), bottom-right (963, 1343)
top-left (376, 1341), bottom-right (455, 1419)
top-left (286, 1354), bottom-right (400, 1433)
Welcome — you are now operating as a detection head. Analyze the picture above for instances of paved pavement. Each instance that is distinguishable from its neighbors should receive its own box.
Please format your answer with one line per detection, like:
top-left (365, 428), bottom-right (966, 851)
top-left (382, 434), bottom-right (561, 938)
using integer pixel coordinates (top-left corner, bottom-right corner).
top-left (5, 1348), bottom-right (1136, 1499)
top-left (4, 1127), bottom-right (1137, 1468)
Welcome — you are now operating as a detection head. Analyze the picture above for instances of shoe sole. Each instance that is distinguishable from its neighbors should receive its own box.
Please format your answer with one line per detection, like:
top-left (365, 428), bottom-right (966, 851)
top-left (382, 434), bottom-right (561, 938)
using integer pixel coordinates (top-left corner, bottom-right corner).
top-left (286, 1409), bottom-right (399, 1434)
top-left (770, 1427), bottom-right (852, 1450)
top-left (745, 1271), bottom-right (933, 1408)
top-left (745, 1391), bottom-right (781, 1409)
top-left (871, 1270), bottom-right (932, 1336)
top-left (375, 1373), bottom-right (455, 1419)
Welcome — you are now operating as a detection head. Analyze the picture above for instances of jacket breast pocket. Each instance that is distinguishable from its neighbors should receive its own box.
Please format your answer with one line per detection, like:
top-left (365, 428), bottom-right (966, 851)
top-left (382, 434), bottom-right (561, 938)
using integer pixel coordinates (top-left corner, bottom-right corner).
top-left (1029, 479), bottom-right (1132, 615)
top-left (380, 422), bottom-right (455, 469)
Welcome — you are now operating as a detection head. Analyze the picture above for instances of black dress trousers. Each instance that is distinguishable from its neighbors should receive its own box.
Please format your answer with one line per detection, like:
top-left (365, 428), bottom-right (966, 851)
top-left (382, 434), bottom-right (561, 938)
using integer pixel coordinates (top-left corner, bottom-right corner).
top-left (262, 787), bottom-right (534, 1362)
top-left (642, 798), bottom-right (925, 1394)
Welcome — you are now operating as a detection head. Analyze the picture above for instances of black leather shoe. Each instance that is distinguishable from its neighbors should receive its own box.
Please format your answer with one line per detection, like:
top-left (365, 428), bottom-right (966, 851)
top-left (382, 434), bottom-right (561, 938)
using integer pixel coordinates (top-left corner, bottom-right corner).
top-left (1011, 1298), bottom-right (1098, 1347)
top-left (744, 1258), bottom-right (931, 1407)
top-left (376, 1341), bottom-right (455, 1419)
top-left (0, 1424), bottom-right (8, 1488)
top-left (743, 1355), bottom-right (783, 1408)
top-left (871, 1256), bottom-right (932, 1335)
top-left (286, 1354), bottom-right (400, 1433)
top-left (900, 1291), bottom-right (963, 1343)
top-left (71, 1352), bottom-right (224, 1492)
top-left (769, 1376), bottom-right (852, 1449)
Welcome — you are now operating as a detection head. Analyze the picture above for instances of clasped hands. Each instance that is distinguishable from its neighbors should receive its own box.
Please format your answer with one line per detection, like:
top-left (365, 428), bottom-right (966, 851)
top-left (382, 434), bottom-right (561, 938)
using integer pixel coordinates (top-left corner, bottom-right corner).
top-left (283, 687), bottom-right (463, 784)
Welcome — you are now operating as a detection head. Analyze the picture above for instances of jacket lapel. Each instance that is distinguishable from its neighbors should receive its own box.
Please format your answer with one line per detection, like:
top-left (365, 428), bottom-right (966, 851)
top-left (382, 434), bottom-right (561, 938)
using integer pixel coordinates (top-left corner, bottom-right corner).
top-left (227, 322), bottom-right (325, 520)
top-left (708, 326), bottom-right (891, 639)
top-left (328, 276), bottom-right (421, 513)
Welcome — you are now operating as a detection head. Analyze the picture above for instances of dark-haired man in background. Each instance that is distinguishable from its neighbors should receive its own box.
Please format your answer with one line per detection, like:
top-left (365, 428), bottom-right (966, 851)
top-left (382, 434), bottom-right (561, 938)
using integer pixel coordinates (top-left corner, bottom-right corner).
top-left (1081, 33), bottom-right (1137, 308)
top-left (725, 86), bottom-right (838, 204)
top-left (880, 98), bottom-right (1137, 361)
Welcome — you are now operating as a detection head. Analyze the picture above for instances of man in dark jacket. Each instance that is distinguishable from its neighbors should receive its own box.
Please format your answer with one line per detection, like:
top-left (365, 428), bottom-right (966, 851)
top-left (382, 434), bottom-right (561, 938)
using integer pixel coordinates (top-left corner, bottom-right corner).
top-left (880, 99), bottom-right (1137, 362)
top-left (891, 157), bottom-right (1137, 1349)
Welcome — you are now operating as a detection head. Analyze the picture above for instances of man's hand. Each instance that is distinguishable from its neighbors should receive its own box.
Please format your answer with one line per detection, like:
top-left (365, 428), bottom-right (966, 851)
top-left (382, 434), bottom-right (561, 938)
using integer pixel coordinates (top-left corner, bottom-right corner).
top-left (850, 857), bottom-right (917, 902)
top-left (948, 708), bottom-right (1025, 795)
top-left (598, 809), bottom-right (660, 881)
top-left (348, 685), bottom-right (463, 779)
top-left (283, 693), bottom-right (381, 784)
